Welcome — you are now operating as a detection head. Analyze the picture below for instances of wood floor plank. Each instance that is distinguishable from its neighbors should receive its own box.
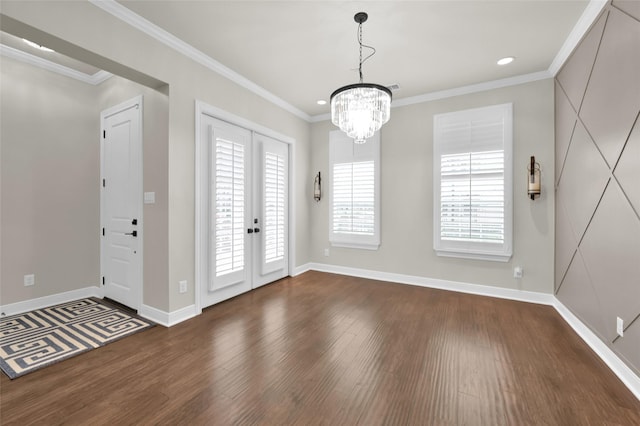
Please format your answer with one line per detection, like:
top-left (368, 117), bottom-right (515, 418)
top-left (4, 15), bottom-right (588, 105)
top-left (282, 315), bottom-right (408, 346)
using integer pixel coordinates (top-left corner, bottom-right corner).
top-left (1, 271), bottom-right (639, 425)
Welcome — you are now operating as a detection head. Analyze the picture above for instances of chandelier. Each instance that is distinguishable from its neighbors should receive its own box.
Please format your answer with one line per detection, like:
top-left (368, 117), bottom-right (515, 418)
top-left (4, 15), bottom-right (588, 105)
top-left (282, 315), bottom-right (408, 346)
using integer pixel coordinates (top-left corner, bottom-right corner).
top-left (331, 12), bottom-right (391, 144)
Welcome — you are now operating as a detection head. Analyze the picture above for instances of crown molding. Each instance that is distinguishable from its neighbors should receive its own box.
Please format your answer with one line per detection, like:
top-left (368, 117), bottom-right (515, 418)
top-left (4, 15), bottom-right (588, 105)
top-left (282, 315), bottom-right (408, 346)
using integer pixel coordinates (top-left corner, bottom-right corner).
top-left (310, 70), bottom-right (552, 122)
top-left (89, 0), bottom-right (310, 122)
top-left (389, 71), bottom-right (552, 109)
top-left (548, 0), bottom-right (608, 76)
top-left (89, 0), bottom-right (603, 123)
top-left (1, 44), bottom-right (113, 85)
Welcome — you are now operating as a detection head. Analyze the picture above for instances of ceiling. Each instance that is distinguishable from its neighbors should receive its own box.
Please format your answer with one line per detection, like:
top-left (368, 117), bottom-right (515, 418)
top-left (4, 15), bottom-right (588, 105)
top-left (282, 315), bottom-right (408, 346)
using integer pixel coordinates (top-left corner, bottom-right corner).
top-left (1, 1), bottom-right (591, 117)
top-left (118, 0), bottom-right (590, 117)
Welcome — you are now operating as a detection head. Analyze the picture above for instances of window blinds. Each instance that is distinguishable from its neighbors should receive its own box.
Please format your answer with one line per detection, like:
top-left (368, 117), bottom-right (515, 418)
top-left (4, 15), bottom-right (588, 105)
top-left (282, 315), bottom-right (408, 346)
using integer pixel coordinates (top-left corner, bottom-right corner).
top-left (264, 152), bottom-right (286, 263)
top-left (214, 138), bottom-right (245, 277)
top-left (440, 150), bottom-right (504, 243)
top-left (332, 161), bottom-right (375, 235)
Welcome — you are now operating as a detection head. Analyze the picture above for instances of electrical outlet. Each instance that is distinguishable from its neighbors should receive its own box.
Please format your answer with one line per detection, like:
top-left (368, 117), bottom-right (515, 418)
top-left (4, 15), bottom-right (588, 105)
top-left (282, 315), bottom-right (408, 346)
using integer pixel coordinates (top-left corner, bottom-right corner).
top-left (324, 248), bottom-right (330, 257)
top-left (616, 317), bottom-right (624, 337)
top-left (179, 280), bottom-right (187, 294)
top-left (513, 267), bottom-right (523, 279)
top-left (24, 274), bottom-right (35, 287)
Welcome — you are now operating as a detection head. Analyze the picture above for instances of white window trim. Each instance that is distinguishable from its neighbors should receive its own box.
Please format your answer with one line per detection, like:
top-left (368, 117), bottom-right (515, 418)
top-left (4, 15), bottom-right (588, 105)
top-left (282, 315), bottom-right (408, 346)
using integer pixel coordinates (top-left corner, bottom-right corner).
top-left (329, 130), bottom-right (380, 250)
top-left (433, 103), bottom-right (513, 262)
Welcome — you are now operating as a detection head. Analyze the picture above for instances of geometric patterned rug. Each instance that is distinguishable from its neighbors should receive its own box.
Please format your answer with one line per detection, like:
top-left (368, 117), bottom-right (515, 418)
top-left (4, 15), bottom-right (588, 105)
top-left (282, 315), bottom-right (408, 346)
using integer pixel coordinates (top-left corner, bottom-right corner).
top-left (0, 298), bottom-right (155, 379)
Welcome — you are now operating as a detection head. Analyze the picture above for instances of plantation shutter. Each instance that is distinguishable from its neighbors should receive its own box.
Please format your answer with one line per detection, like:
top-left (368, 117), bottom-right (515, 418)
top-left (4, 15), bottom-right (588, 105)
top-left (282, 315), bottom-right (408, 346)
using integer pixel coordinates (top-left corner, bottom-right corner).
top-left (264, 152), bottom-right (286, 264)
top-left (434, 103), bottom-right (512, 261)
top-left (211, 132), bottom-right (246, 288)
top-left (332, 161), bottom-right (375, 235)
top-left (329, 130), bottom-right (380, 249)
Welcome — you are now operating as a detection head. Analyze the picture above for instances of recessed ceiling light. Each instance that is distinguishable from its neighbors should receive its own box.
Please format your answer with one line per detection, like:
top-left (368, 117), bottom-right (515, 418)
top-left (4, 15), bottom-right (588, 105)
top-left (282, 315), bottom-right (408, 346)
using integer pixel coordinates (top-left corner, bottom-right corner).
top-left (497, 56), bottom-right (515, 66)
top-left (317, 100), bottom-right (327, 105)
top-left (22, 38), bottom-right (54, 53)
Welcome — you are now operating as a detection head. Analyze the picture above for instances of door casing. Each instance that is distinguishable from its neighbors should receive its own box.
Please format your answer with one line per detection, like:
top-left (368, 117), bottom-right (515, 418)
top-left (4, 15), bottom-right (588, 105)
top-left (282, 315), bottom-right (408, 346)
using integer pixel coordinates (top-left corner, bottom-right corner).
top-left (195, 100), bottom-right (296, 314)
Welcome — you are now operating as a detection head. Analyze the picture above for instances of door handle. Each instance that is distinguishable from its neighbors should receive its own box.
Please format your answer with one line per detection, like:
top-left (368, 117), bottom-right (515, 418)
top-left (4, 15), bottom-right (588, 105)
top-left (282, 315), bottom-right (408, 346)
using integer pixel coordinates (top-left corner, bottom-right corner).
top-left (254, 228), bottom-right (260, 233)
top-left (247, 228), bottom-right (254, 234)
top-left (125, 230), bottom-right (137, 237)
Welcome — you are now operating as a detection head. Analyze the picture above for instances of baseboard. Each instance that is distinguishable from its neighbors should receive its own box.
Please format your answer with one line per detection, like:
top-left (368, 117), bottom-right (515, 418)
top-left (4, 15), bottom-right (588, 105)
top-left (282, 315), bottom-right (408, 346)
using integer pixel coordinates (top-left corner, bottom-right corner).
top-left (138, 303), bottom-right (197, 327)
top-left (304, 263), bottom-right (640, 401)
top-left (0, 286), bottom-right (103, 317)
top-left (292, 262), bottom-right (312, 276)
top-left (553, 299), bottom-right (640, 401)
top-left (307, 263), bottom-right (555, 305)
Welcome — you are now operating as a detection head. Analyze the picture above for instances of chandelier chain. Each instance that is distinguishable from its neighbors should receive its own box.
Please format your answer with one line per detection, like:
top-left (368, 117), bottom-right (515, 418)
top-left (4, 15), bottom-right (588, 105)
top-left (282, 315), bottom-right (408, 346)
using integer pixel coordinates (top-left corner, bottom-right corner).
top-left (357, 21), bottom-right (377, 84)
top-left (359, 23), bottom-right (363, 83)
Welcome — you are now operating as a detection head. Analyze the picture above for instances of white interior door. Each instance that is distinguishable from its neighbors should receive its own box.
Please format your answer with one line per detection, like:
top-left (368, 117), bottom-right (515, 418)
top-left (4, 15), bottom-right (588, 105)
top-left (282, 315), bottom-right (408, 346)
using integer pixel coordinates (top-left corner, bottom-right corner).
top-left (199, 115), bottom-right (289, 309)
top-left (253, 134), bottom-right (289, 288)
top-left (101, 96), bottom-right (142, 310)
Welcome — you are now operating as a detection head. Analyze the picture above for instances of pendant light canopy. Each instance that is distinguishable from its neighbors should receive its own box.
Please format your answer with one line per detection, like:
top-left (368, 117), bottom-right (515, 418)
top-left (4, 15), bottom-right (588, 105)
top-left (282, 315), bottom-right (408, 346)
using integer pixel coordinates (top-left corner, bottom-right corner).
top-left (331, 12), bottom-right (391, 144)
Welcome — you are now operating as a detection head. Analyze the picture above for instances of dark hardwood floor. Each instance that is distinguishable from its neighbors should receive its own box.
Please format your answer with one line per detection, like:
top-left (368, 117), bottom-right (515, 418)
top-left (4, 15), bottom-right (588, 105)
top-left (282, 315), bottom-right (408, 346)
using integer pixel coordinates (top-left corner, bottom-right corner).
top-left (2, 271), bottom-right (639, 425)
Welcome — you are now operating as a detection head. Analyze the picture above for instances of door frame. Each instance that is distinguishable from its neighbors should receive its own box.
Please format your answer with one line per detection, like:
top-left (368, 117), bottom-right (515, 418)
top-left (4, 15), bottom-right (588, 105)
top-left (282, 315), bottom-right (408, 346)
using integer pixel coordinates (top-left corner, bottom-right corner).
top-left (100, 95), bottom-right (144, 310)
top-left (194, 100), bottom-right (296, 314)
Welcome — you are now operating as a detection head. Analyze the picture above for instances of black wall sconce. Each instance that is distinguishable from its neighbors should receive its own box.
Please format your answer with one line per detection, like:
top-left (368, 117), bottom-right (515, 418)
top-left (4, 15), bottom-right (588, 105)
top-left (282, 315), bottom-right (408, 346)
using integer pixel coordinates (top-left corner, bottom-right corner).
top-left (528, 156), bottom-right (541, 200)
top-left (314, 172), bottom-right (322, 202)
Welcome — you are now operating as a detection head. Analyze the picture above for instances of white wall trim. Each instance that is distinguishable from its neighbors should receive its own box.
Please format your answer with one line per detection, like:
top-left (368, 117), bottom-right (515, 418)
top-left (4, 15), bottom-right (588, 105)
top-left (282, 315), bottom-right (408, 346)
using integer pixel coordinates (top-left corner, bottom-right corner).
top-left (138, 304), bottom-right (197, 328)
top-left (292, 262), bottom-right (312, 277)
top-left (391, 71), bottom-right (552, 109)
top-left (548, 0), bottom-right (609, 76)
top-left (89, 0), bottom-right (606, 124)
top-left (89, 0), bottom-right (602, 123)
top-left (89, 0), bottom-right (310, 122)
top-left (310, 71), bottom-right (551, 122)
top-left (553, 299), bottom-right (640, 401)
top-left (0, 44), bottom-right (113, 85)
top-left (307, 263), bottom-right (555, 305)
top-left (91, 70), bottom-right (114, 85)
top-left (0, 286), bottom-right (103, 317)
top-left (196, 101), bottom-right (296, 145)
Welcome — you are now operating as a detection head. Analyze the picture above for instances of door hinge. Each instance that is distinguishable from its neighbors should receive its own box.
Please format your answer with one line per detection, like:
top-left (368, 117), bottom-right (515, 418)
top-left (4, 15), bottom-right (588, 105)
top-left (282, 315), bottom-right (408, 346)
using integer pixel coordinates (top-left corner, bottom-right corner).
top-left (102, 179), bottom-right (106, 187)
top-left (103, 130), bottom-right (106, 139)
top-left (102, 227), bottom-right (105, 236)
top-left (102, 276), bottom-right (105, 285)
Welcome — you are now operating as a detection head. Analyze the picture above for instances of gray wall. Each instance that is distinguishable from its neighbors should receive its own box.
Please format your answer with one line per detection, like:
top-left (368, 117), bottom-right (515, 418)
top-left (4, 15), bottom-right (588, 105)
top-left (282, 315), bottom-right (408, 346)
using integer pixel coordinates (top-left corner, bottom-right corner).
top-left (555, 1), bottom-right (640, 375)
top-left (97, 76), bottom-right (170, 312)
top-left (0, 58), bottom-right (171, 311)
top-left (1, 57), bottom-right (99, 305)
top-left (1, 0), bottom-right (311, 313)
top-left (310, 79), bottom-right (555, 294)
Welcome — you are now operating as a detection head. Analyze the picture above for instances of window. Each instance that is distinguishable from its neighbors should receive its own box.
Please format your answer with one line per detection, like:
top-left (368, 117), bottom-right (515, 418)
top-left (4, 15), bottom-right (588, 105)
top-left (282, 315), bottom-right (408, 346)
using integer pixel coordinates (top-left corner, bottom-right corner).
top-left (213, 137), bottom-right (245, 278)
top-left (433, 103), bottom-right (512, 262)
top-left (263, 151), bottom-right (286, 264)
top-left (329, 130), bottom-right (380, 249)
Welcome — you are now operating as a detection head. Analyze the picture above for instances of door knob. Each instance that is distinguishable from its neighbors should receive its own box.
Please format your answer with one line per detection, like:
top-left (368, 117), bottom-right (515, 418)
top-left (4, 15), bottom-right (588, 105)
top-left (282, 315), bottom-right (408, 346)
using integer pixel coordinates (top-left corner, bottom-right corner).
top-left (132, 218), bottom-right (138, 225)
top-left (125, 230), bottom-right (137, 237)
top-left (254, 228), bottom-right (260, 233)
top-left (247, 228), bottom-right (254, 234)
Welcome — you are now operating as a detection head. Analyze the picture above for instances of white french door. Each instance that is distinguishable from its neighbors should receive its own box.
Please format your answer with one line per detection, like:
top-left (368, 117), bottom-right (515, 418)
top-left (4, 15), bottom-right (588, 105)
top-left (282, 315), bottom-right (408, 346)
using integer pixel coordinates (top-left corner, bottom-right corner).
top-left (253, 134), bottom-right (289, 288)
top-left (199, 115), bottom-right (289, 309)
